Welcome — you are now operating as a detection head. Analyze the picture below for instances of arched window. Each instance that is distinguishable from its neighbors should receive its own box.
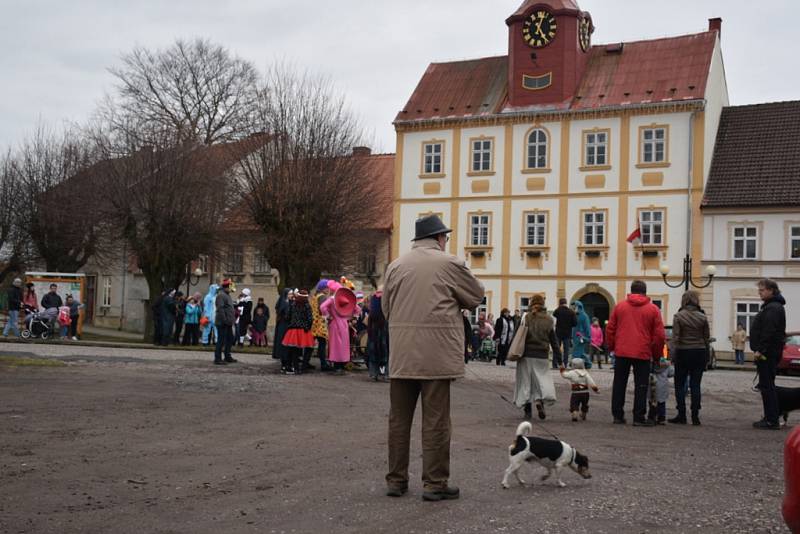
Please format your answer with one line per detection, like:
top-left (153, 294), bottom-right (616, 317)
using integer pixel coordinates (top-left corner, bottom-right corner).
top-left (527, 129), bottom-right (548, 169)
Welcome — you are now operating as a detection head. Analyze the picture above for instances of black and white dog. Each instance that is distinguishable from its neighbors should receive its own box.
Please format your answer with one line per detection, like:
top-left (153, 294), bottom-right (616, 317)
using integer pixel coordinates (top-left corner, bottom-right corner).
top-left (776, 385), bottom-right (800, 425)
top-left (501, 421), bottom-right (591, 489)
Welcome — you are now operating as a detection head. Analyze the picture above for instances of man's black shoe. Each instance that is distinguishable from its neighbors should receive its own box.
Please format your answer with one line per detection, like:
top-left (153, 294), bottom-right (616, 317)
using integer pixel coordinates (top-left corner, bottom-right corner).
top-left (632, 419), bottom-right (655, 427)
top-left (224, 358), bottom-right (238, 363)
top-left (668, 415), bottom-right (687, 424)
top-left (386, 486), bottom-right (408, 497)
top-left (752, 420), bottom-right (780, 430)
top-left (612, 418), bottom-right (627, 425)
top-left (422, 486), bottom-right (459, 501)
top-left (213, 360), bottom-right (226, 365)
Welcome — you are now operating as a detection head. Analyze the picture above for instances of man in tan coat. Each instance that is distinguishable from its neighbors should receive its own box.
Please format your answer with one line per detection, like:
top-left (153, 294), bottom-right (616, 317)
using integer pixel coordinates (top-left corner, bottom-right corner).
top-left (382, 214), bottom-right (485, 501)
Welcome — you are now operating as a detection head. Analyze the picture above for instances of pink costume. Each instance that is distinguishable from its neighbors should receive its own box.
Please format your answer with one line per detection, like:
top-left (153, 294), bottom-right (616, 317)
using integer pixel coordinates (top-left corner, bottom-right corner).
top-left (590, 324), bottom-right (604, 348)
top-left (320, 296), bottom-right (353, 363)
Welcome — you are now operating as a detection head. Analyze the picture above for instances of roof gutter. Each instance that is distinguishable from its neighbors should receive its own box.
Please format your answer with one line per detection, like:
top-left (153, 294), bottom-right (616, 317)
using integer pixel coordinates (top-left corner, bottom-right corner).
top-left (394, 99), bottom-right (707, 129)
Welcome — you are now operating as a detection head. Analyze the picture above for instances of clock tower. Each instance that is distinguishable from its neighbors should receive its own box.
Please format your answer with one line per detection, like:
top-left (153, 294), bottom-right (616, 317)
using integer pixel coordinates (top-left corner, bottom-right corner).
top-left (505, 0), bottom-right (594, 108)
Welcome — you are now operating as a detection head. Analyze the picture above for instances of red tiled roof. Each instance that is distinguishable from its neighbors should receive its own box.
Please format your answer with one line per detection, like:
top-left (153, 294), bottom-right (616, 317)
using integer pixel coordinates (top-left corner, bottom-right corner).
top-left (572, 32), bottom-right (715, 110)
top-left (396, 56), bottom-right (508, 122)
top-left (702, 101), bottom-right (800, 209)
top-left (361, 153), bottom-right (396, 231)
top-left (396, 31), bottom-right (716, 122)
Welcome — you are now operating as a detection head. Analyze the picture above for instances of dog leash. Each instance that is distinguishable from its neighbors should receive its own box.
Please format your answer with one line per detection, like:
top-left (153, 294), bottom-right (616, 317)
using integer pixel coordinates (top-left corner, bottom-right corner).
top-left (464, 365), bottom-right (562, 441)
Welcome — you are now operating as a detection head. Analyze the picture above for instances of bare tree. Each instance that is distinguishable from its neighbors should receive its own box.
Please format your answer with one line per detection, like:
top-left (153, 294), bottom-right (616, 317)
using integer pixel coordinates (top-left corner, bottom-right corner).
top-left (9, 124), bottom-right (108, 273)
top-left (107, 38), bottom-right (259, 146)
top-left (91, 122), bottom-right (239, 339)
top-left (0, 150), bottom-right (30, 284)
top-left (236, 66), bottom-right (390, 289)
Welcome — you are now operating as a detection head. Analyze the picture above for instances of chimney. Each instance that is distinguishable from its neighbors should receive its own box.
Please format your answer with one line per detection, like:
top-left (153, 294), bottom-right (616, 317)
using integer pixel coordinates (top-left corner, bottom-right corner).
top-left (352, 146), bottom-right (372, 157)
top-left (708, 17), bottom-right (722, 37)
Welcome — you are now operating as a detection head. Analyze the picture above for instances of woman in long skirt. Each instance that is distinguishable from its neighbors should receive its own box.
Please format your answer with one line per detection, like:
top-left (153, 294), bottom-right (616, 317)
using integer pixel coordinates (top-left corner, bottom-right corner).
top-left (514, 294), bottom-right (561, 420)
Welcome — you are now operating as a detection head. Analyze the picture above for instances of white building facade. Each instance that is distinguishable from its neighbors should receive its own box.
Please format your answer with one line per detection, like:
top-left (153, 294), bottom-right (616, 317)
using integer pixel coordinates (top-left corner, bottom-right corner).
top-left (393, 0), bottom-right (729, 327)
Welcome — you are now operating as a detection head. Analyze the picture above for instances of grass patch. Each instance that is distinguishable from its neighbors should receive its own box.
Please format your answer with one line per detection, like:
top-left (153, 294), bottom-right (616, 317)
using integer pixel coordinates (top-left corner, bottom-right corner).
top-left (0, 356), bottom-right (66, 367)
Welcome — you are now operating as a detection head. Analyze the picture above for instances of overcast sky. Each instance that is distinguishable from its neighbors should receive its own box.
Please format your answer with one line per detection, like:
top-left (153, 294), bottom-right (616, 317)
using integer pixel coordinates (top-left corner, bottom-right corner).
top-left (0, 0), bottom-right (796, 153)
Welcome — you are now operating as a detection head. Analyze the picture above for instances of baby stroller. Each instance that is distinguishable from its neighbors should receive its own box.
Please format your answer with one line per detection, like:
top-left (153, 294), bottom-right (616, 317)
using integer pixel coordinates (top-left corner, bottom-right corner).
top-left (21, 305), bottom-right (56, 340)
top-left (478, 337), bottom-right (496, 362)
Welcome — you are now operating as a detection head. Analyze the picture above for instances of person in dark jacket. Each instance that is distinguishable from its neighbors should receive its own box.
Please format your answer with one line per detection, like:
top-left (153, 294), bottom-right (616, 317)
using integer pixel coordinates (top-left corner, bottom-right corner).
top-left (236, 288), bottom-right (253, 347)
top-left (367, 291), bottom-right (390, 381)
top-left (41, 284), bottom-right (63, 310)
top-left (668, 290), bottom-right (710, 426)
top-left (214, 280), bottom-right (237, 365)
top-left (552, 298), bottom-right (577, 369)
top-left (172, 292), bottom-right (185, 344)
top-left (4, 278), bottom-right (23, 337)
top-left (66, 294), bottom-right (83, 340)
top-left (281, 290), bottom-right (314, 374)
top-left (160, 290), bottom-right (176, 346)
top-left (273, 289), bottom-right (291, 362)
top-left (462, 310), bottom-right (472, 364)
top-left (151, 290), bottom-right (165, 345)
top-left (493, 308), bottom-right (515, 366)
top-left (750, 278), bottom-right (787, 429)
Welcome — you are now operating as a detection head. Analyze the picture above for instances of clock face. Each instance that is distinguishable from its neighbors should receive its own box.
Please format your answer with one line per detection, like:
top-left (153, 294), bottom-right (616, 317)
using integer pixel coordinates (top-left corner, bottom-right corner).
top-left (579, 16), bottom-right (591, 52)
top-left (522, 10), bottom-right (557, 48)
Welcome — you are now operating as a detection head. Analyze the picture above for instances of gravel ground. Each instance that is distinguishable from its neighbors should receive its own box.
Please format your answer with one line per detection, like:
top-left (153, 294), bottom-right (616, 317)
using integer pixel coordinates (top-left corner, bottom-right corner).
top-left (0, 343), bottom-right (794, 533)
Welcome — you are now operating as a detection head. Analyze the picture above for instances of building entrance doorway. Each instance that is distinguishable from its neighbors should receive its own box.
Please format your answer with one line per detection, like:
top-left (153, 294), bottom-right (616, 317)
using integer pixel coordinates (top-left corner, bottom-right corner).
top-left (579, 292), bottom-right (611, 326)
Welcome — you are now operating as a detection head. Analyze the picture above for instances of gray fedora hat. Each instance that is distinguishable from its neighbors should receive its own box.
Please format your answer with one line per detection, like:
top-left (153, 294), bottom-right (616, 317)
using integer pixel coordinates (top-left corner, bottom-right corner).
top-left (412, 214), bottom-right (452, 241)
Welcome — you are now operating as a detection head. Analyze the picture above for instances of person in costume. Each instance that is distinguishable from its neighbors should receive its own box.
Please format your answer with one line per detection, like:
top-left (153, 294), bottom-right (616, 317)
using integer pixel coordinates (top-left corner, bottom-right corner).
top-left (236, 288), bottom-right (253, 347)
top-left (281, 289), bottom-right (314, 374)
top-left (570, 300), bottom-right (592, 368)
top-left (201, 284), bottom-right (219, 345)
top-left (367, 288), bottom-right (389, 381)
top-left (311, 279), bottom-right (331, 371)
top-left (320, 280), bottom-right (359, 375)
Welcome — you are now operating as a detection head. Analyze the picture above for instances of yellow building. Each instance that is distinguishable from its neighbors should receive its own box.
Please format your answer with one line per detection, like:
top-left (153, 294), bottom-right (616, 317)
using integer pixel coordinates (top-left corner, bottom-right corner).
top-left (391, 0), bottom-right (728, 324)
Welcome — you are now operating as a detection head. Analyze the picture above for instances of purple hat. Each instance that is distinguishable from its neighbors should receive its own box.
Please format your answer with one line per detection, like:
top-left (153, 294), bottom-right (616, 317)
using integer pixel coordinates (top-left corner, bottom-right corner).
top-left (316, 279), bottom-right (329, 293)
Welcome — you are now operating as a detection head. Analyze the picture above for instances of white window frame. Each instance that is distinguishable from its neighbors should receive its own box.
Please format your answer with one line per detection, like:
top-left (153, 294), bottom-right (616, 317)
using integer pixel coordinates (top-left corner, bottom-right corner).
top-left (585, 131), bottom-right (608, 166)
top-left (526, 129), bottom-right (548, 169)
top-left (423, 142), bottom-right (443, 174)
top-left (525, 212), bottom-right (547, 246)
top-left (471, 139), bottom-right (492, 172)
top-left (732, 225), bottom-right (758, 260)
top-left (735, 301), bottom-right (761, 335)
top-left (470, 214), bottom-right (490, 247)
top-left (102, 276), bottom-right (112, 307)
top-left (790, 225), bottom-right (800, 259)
top-left (519, 297), bottom-right (530, 314)
top-left (639, 209), bottom-right (664, 245)
top-left (641, 127), bottom-right (666, 163)
top-left (197, 255), bottom-right (208, 274)
top-left (583, 210), bottom-right (606, 246)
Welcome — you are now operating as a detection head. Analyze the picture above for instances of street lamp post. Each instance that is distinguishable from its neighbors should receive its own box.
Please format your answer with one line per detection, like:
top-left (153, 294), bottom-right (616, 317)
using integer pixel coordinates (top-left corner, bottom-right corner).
top-left (659, 254), bottom-right (717, 291)
top-left (185, 266), bottom-right (204, 295)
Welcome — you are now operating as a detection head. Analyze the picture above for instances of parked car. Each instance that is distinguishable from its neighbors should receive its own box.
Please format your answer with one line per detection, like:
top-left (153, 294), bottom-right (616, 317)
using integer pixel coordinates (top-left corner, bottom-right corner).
top-left (777, 332), bottom-right (800, 375)
top-left (664, 325), bottom-right (717, 370)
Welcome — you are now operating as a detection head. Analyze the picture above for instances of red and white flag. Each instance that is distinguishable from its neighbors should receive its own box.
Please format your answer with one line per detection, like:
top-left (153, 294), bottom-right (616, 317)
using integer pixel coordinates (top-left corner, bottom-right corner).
top-left (626, 226), bottom-right (641, 246)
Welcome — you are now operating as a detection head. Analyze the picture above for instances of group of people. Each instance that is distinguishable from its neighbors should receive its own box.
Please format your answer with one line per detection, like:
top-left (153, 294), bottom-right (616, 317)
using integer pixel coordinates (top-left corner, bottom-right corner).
top-left (151, 285), bottom-right (270, 348)
top-left (271, 277), bottom-right (390, 380)
top-left (3, 280), bottom-right (83, 340)
top-left (381, 214), bottom-right (790, 501)
top-left (467, 298), bottom-right (608, 370)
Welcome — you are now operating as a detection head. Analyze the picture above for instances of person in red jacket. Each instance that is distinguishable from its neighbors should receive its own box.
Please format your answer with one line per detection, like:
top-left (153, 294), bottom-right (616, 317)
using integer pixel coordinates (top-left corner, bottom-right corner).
top-left (606, 280), bottom-right (665, 426)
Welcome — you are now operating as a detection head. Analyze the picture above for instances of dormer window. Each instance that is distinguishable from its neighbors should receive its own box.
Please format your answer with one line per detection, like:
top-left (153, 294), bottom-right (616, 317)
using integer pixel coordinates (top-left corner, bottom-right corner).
top-left (522, 72), bottom-right (552, 91)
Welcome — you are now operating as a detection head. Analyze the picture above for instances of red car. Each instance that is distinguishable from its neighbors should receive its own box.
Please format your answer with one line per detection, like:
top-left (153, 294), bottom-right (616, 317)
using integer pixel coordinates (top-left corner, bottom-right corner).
top-left (778, 332), bottom-right (800, 375)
